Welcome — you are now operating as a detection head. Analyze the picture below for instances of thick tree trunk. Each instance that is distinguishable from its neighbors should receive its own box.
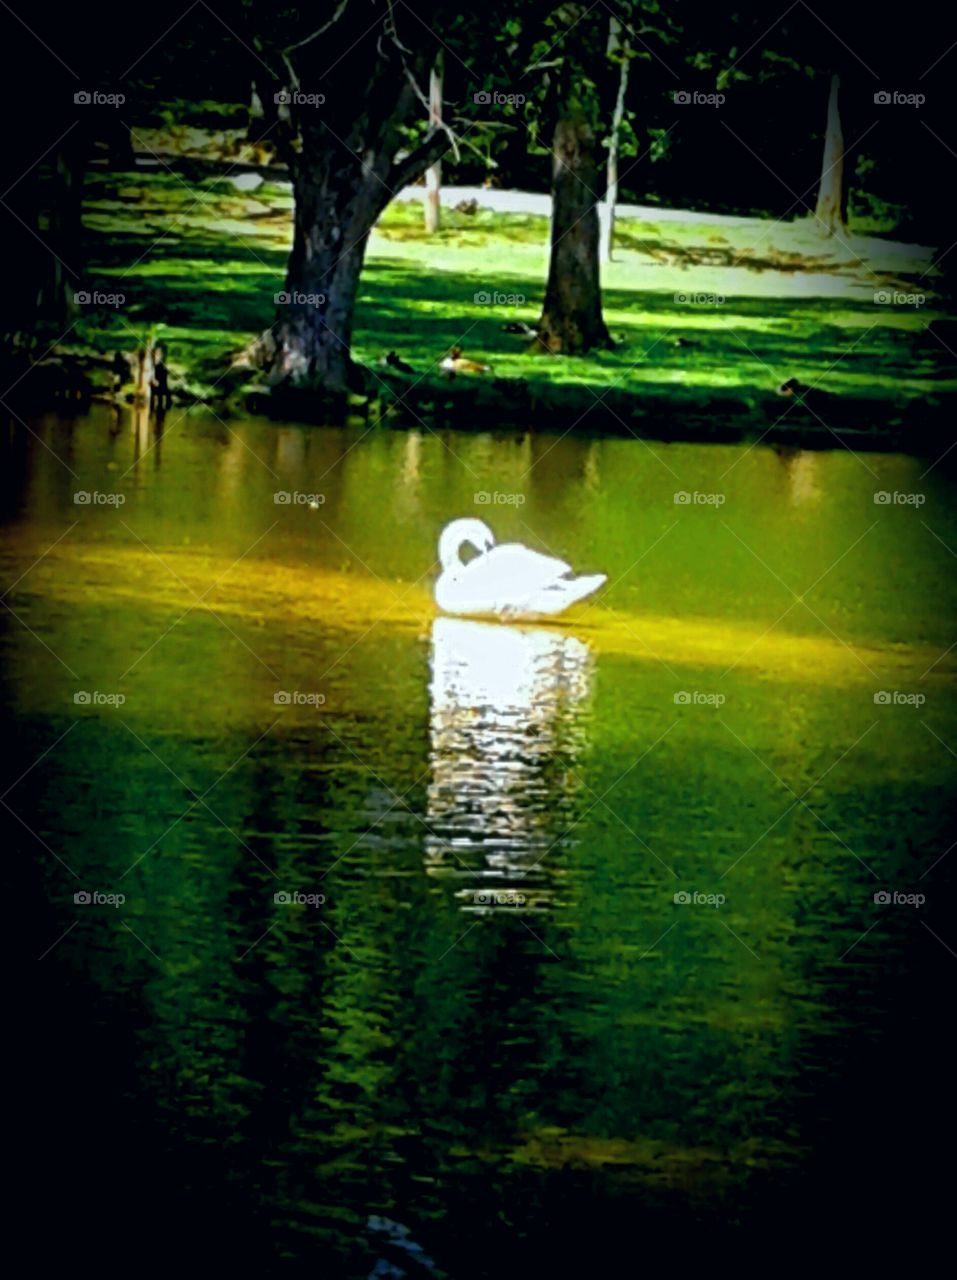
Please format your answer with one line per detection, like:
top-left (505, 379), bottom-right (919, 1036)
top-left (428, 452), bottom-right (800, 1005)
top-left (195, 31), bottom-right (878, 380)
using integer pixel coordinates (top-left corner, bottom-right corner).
top-left (36, 139), bottom-right (86, 324)
top-left (258, 22), bottom-right (451, 397)
top-left (600, 18), bottom-right (629, 264)
top-left (538, 97), bottom-right (611, 354)
top-left (268, 115), bottom-right (450, 393)
top-left (269, 153), bottom-right (382, 393)
top-left (425, 52), bottom-right (443, 234)
top-left (6, 133), bottom-right (87, 330)
top-left (815, 74), bottom-right (846, 235)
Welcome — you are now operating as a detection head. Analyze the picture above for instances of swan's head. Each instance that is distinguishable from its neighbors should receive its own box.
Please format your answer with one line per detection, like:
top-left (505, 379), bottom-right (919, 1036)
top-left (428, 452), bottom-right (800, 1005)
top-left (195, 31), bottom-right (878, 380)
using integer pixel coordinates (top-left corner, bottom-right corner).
top-left (438, 518), bottom-right (495, 571)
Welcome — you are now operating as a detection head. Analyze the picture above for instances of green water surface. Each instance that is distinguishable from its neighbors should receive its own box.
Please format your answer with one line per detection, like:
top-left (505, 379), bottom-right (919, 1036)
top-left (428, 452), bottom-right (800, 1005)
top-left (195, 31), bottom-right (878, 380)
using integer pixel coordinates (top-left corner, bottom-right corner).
top-left (7, 407), bottom-right (955, 1269)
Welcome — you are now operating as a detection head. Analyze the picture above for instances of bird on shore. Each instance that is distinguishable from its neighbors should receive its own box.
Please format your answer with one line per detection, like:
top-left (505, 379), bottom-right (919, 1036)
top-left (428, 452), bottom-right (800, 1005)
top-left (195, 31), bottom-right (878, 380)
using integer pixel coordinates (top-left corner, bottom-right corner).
top-left (380, 350), bottom-right (414, 374)
top-left (777, 377), bottom-right (814, 398)
top-left (439, 345), bottom-right (492, 376)
top-left (777, 376), bottom-right (836, 413)
top-left (435, 518), bottom-right (606, 620)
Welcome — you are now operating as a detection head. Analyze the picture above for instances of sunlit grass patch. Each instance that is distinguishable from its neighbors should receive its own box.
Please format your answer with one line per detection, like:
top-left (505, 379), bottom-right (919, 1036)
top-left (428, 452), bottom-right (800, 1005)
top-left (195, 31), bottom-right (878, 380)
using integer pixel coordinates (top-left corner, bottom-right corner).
top-left (72, 168), bottom-right (955, 425)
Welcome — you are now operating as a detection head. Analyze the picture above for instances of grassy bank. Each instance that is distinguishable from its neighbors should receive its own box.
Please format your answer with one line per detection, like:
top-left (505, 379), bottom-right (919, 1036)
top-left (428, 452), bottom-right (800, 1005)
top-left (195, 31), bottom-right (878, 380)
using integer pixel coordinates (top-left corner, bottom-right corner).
top-left (12, 165), bottom-right (957, 447)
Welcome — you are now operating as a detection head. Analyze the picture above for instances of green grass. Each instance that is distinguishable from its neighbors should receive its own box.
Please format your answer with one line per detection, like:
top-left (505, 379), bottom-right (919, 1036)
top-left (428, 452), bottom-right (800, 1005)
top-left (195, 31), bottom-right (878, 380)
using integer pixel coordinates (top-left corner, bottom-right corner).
top-left (69, 167), bottom-right (957, 431)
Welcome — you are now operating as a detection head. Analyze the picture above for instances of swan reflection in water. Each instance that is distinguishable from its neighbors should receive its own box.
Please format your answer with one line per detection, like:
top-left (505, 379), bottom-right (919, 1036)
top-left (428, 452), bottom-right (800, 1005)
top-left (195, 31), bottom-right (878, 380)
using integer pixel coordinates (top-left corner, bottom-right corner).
top-left (425, 617), bottom-right (594, 912)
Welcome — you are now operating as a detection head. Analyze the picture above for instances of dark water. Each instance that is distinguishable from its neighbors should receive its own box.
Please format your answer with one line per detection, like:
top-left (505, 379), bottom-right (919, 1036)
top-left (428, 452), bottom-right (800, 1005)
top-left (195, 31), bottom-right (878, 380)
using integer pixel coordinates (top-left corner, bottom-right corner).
top-left (7, 406), bottom-right (956, 1268)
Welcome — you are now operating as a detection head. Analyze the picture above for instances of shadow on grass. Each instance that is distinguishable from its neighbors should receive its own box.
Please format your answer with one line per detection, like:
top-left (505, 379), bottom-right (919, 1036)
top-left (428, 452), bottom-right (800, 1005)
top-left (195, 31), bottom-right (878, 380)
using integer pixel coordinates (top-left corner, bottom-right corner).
top-left (356, 261), bottom-right (953, 395)
top-left (68, 170), bottom-right (955, 445)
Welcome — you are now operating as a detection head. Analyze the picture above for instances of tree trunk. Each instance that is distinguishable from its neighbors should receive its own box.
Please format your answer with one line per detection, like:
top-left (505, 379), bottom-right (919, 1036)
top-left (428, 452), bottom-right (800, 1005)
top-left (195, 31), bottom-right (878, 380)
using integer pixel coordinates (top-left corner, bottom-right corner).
top-left (815, 74), bottom-right (846, 235)
top-left (425, 52), bottom-right (443, 234)
top-left (269, 154), bottom-right (381, 393)
top-left (26, 135), bottom-right (87, 327)
top-left (267, 105), bottom-right (451, 394)
top-left (600, 18), bottom-right (629, 264)
top-left (538, 94), bottom-right (611, 354)
top-left (258, 25), bottom-right (452, 397)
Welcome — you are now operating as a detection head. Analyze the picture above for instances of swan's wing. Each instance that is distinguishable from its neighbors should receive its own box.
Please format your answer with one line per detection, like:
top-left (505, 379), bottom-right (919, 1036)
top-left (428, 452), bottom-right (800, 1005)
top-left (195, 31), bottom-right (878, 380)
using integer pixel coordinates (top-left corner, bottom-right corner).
top-left (487, 542), bottom-right (573, 589)
top-left (438, 542), bottom-right (579, 615)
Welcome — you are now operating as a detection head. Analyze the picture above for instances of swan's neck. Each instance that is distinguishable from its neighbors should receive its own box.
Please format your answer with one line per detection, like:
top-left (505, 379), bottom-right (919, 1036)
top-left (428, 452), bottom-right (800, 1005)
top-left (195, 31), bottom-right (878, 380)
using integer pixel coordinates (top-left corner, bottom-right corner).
top-left (439, 522), bottom-right (494, 572)
top-left (443, 539), bottom-right (480, 572)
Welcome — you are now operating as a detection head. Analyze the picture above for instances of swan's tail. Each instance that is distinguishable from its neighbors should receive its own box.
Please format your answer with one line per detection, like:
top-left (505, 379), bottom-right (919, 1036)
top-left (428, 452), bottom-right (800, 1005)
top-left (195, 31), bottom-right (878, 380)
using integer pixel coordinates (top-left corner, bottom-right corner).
top-left (555, 572), bottom-right (607, 610)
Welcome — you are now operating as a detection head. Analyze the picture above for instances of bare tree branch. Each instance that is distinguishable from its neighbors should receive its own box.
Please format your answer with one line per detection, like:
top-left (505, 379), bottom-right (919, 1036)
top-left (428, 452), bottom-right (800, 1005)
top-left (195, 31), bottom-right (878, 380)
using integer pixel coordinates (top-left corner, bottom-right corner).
top-left (386, 127), bottom-right (454, 195)
top-left (283, 0), bottom-right (352, 54)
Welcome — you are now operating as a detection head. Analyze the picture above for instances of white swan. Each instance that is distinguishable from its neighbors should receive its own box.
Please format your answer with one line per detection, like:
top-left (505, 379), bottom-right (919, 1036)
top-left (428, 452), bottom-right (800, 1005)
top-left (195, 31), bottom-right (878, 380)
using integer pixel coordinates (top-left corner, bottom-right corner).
top-left (434, 518), bottom-right (606, 620)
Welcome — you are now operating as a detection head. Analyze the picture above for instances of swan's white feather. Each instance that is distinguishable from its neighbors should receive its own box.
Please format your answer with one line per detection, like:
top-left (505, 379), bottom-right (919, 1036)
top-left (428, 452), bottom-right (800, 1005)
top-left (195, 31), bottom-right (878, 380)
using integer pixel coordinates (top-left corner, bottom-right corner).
top-left (434, 522), bottom-right (605, 619)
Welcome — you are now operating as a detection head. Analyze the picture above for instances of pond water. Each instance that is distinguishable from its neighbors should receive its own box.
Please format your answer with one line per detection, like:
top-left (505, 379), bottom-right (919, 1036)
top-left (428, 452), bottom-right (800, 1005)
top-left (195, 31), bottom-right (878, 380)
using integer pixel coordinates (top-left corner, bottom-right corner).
top-left (7, 406), bottom-right (956, 1268)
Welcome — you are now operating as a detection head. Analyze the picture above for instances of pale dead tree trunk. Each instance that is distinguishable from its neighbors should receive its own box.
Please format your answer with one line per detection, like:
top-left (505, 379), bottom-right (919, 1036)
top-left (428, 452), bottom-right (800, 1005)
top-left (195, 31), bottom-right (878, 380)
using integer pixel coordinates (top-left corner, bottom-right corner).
top-left (134, 348), bottom-right (153, 402)
top-left (815, 74), bottom-right (846, 235)
top-left (600, 17), bottom-right (629, 264)
top-left (425, 50), bottom-right (443, 233)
